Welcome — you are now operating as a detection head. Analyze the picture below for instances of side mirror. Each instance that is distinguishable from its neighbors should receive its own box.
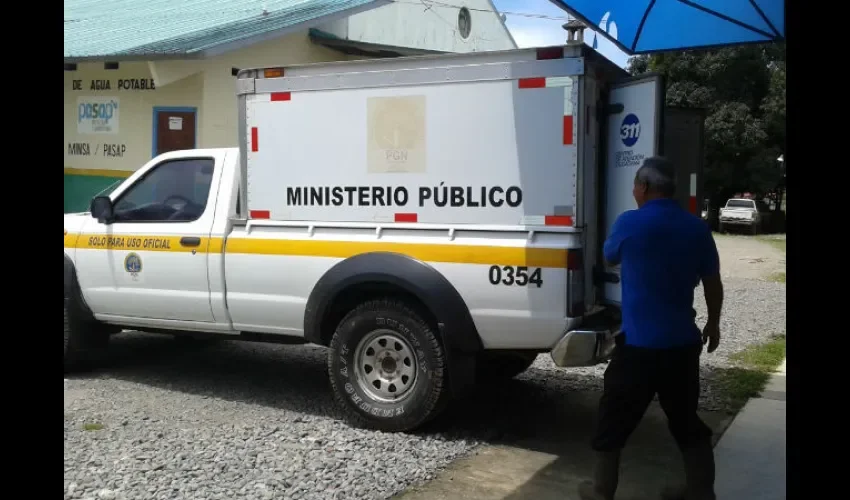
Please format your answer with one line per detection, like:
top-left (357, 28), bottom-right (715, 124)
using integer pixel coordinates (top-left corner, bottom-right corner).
top-left (90, 196), bottom-right (115, 224)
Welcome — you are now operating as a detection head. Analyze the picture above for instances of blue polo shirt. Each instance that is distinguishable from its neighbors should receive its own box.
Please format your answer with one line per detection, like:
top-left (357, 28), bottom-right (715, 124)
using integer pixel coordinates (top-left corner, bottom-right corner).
top-left (603, 198), bottom-right (720, 349)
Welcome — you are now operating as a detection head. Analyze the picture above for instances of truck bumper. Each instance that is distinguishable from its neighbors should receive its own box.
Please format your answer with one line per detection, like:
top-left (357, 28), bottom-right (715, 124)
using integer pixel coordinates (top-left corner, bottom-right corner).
top-left (550, 308), bottom-right (620, 368)
top-left (719, 218), bottom-right (753, 226)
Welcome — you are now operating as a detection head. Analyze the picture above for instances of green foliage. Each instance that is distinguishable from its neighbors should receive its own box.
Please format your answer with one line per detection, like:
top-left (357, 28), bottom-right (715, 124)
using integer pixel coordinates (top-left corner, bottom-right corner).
top-left (627, 44), bottom-right (786, 206)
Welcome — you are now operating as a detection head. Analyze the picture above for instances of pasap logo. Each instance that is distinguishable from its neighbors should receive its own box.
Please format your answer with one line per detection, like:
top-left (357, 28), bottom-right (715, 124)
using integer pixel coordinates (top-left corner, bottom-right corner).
top-left (77, 97), bottom-right (120, 134)
top-left (620, 113), bottom-right (640, 147)
top-left (78, 100), bottom-right (118, 124)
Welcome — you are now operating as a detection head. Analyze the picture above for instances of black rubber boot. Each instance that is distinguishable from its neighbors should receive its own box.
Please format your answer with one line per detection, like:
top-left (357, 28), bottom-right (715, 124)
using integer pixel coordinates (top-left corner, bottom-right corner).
top-left (578, 450), bottom-right (621, 500)
top-left (660, 439), bottom-right (716, 500)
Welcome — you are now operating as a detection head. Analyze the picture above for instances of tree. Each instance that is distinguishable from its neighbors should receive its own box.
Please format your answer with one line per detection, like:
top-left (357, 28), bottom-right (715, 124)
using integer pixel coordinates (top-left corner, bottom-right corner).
top-left (627, 44), bottom-right (786, 208)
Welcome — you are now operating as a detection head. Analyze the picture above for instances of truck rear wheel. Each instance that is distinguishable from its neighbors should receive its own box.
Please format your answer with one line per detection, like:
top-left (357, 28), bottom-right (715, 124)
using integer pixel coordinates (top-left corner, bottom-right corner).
top-left (327, 298), bottom-right (448, 432)
top-left (64, 296), bottom-right (110, 372)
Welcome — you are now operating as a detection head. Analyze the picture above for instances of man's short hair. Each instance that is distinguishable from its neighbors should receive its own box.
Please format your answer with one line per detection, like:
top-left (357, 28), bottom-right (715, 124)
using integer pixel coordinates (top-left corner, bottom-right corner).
top-left (635, 156), bottom-right (676, 197)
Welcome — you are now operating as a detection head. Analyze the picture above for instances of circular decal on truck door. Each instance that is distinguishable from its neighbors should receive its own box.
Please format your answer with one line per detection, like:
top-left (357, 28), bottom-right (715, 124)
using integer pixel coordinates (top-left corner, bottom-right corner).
top-left (124, 252), bottom-right (142, 275)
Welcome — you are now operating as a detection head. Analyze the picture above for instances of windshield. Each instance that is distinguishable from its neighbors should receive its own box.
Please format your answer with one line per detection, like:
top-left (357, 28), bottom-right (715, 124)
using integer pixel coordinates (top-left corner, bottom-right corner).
top-left (725, 199), bottom-right (755, 209)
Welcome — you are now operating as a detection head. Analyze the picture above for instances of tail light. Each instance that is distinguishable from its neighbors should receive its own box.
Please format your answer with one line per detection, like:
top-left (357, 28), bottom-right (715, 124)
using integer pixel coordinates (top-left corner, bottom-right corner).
top-left (262, 68), bottom-right (285, 78)
top-left (566, 248), bottom-right (585, 317)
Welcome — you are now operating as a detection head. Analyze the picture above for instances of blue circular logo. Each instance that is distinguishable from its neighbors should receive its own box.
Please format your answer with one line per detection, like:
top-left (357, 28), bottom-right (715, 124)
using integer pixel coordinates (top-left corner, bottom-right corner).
top-left (124, 253), bottom-right (142, 274)
top-left (620, 113), bottom-right (641, 147)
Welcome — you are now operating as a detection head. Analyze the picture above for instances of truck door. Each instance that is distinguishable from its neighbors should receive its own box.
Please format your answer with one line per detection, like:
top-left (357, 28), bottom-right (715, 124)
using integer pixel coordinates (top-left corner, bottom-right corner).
top-left (600, 75), bottom-right (664, 304)
top-left (75, 152), bottom-right (226, 323)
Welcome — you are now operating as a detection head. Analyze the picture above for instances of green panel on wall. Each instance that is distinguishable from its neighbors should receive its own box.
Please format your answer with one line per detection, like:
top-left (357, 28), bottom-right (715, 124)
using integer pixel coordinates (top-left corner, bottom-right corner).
top-left (64, 174), bottom-right (124, 213)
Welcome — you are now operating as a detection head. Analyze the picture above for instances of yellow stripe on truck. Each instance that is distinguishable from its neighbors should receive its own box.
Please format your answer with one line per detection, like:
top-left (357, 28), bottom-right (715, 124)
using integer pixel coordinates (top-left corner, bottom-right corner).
top-left (73, 235), bottom-right (205, 253)
top-left (224, 238), bottom-right (568, 268)
top-left (68, 234), bottom-right (569, 268)
top-left (64, 232), bottom-right (79, 248)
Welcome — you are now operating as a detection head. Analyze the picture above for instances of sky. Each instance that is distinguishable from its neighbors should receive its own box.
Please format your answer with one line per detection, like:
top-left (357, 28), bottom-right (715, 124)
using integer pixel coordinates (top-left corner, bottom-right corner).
top-left (491, 0), bottom-right (631, 68)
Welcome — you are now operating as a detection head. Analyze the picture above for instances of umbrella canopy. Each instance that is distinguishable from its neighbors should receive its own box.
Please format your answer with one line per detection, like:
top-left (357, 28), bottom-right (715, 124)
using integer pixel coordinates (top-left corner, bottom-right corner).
top-left (548, 0), bottom-right (785, 55)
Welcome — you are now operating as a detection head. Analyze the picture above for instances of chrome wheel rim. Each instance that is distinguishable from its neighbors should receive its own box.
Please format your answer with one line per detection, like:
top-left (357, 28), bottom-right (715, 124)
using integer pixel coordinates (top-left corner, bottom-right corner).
top-left (354, 329), bottom-right (418, 403)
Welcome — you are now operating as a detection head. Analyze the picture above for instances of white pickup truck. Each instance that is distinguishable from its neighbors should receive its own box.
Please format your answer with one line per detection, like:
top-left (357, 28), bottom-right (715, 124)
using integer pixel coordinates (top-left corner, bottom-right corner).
top-left (718, 198), bottom-right (772, 235)
top-left (64, 44), bottom-right (703, 431)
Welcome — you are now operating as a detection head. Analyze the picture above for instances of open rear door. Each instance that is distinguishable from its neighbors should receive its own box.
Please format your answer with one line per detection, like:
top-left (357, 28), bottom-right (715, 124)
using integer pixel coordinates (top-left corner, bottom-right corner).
top-left (663, 107), bottom-right (706, 217)
top-left (601, 74), bottom-right (664, 304)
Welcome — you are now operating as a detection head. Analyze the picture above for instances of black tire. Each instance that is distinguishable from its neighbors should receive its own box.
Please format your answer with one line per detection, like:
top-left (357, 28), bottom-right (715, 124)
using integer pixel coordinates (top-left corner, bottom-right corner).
top-left (750, 223), bottom-right (759, 235)
top-left (64, 296), bottom-right (110, 373)
top-left (328, 298), bottom-right (449, 432)
top-left (718, 223), bottom-right (726, 234)
top-left (476, 351), bottom-right (538, 382)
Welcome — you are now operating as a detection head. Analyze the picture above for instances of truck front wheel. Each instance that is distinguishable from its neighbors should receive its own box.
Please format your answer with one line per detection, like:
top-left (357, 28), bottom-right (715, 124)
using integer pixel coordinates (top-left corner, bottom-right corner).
top-left (327, 298), bottom-right (449, 432)
top-left (64, 296), bottom-right (110, 372)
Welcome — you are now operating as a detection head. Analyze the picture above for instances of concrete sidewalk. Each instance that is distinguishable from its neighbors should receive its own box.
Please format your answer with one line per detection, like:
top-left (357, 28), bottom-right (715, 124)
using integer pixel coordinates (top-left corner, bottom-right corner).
top-left (714, 359), bottom-right (786, 499)
top-left (395, 390), bottom-right (731, 500)
top-left (393, 361), bottom-right (783, 500)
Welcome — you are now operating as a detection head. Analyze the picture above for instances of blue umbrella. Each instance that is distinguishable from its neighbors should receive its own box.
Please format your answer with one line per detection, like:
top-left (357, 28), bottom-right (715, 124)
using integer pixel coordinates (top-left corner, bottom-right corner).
top-left (548, 0), bottom-right (785, 54)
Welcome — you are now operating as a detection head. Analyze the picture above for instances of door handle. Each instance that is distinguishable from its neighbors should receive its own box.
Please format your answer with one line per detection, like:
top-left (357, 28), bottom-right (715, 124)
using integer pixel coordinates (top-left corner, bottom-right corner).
top-left (180, 237), bottom-right (201, 247)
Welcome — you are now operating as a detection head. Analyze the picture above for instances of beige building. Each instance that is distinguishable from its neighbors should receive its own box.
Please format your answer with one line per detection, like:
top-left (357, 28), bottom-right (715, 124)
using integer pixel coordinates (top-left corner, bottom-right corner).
top-left (64, 0), bottom-right (516, 212)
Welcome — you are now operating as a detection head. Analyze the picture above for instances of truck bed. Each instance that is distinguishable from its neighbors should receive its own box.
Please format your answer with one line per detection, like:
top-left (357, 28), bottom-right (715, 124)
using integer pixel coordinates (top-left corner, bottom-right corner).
top-left (238, 50), bottom-right (584, 227)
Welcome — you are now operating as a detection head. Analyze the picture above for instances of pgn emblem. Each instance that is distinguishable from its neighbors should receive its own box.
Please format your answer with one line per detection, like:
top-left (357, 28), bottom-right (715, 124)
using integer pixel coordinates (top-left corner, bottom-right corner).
top-left (620, 113), bottom-right (640, 147)
top-left (124, 252), bottom-right (142, 278)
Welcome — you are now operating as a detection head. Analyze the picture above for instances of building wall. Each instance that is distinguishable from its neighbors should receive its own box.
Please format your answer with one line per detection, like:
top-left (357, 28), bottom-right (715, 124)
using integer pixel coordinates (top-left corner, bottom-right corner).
top-left (63, 64), bottom-right (203, 212)
top-left (339, 0), bottom-right (517, 52)
top-left (63, 32), bottom-right (350, 213)
top-left (193, 30), bottom-right (349, 151)
top-left (63, 0), bottom-right (519, 213)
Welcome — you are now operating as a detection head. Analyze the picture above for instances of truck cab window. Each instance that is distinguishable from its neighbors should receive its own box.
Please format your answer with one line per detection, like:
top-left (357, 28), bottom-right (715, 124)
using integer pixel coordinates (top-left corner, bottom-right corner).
top-left (725, 199), bottom-right (755, 209)
top-left (112, 158), bottom-right (215, 223)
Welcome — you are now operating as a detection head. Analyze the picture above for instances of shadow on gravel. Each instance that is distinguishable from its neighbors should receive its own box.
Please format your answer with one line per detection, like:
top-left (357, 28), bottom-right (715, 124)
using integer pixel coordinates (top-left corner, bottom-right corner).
top-left (69, 332), bottom-right (736, 440)
top-left (70, 333), bottom-right (343, 418)
top-left (70, 332), bottom-right (733, 500)
top-left (71, 332), bottom-right (586, 440)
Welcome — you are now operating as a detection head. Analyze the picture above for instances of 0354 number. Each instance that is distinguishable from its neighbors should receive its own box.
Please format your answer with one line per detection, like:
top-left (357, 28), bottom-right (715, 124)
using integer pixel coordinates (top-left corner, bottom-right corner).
top-left (488, 266), bottom-right (543, 288)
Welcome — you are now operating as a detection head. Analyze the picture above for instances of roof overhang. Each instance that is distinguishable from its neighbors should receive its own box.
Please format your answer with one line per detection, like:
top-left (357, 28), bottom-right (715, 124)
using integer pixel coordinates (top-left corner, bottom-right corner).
top-left (64, 0), bottom-right (390, 64)
top-left (64, 53), bottom-right (205, 64)
top-left (307, 28), bottom-right (445, 58)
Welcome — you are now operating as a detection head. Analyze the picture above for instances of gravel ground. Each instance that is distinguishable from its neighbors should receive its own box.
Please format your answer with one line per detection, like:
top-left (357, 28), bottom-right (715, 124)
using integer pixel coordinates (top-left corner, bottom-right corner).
top-left (520, 276), bottom-right (787, 412)
top-left (65, 339), bottom-right (479, 500)
top-left (521, 233), bottom-right (787, 412)
top-left (65, 234), bottom-right (785, 500)
top-left (713, 233), bottom-right (786, 280)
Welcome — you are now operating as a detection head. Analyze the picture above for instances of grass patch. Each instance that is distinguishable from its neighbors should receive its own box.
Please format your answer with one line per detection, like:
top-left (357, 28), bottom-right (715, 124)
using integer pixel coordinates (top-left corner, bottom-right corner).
top-left (757, 235), bottom-right (786, 253)
top-left (730, 334), bottom-right (786, 370)
top-left (767, 271), bottom-right (786, 283)
top-left (83, 422), bottom-right (104, 431)
top-left (716, 334), bottom-right (786, 413)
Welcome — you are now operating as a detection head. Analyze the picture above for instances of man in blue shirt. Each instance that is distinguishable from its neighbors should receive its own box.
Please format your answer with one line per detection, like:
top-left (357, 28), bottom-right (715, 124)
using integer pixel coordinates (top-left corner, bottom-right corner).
top-left (579, 157), bottom-right (724, 500)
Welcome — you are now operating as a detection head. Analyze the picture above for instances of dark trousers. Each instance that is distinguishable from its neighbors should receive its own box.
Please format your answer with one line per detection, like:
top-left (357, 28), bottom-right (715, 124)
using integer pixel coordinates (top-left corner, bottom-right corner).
top-left (591, 339), bottom-right (713, 452)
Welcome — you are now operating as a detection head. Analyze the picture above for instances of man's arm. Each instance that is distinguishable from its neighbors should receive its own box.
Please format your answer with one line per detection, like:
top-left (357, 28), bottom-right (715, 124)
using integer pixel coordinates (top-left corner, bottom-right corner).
top-left (603, 213), bottom-right (630, 266)
top-left (702, 274), bottom-right (724, 327)
top-left (699, 227), bottom-right (723, 352)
